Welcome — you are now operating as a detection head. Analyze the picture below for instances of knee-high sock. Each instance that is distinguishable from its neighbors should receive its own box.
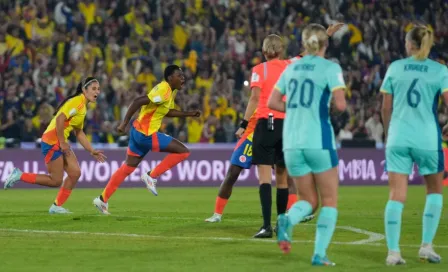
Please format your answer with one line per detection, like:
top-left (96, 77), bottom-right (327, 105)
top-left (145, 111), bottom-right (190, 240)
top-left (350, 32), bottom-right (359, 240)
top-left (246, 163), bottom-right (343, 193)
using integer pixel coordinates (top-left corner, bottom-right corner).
top-left (101, 164), bottom-right (136, 202)
top-left (385, 200), bottom-right (404, 252)
top-left (422, 194), bottom-right (443, 245)
top-left (150, 153), bottom-right (189, 178)
top-left (314, 207), bottom-right (338, 257)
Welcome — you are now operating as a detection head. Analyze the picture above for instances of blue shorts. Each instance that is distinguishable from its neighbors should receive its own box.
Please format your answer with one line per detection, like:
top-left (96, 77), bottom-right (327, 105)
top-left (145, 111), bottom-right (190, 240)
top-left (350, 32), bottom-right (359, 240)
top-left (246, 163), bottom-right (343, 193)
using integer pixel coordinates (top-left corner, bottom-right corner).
top-left (128, 126), bottom-right (173, 157)
top-left (230, 136), bottom-right (253, 169)
top-left (386, 147), bottom-right (444, 175)
top-left (41, 142), bottom-right (63, 164)
top-left (285, 149), bottom-right (338, 177)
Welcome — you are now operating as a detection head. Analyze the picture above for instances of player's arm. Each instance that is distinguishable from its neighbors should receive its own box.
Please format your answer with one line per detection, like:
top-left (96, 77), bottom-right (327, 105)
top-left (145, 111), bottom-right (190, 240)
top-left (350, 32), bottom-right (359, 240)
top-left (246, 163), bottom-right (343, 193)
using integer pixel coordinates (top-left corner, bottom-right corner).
top-left (243, 87), bottom-right (260, 121)
top-left (74, 128), bottom-right (106, 162)
top-left (440, 66), bottom-right (448, 140)
top-left (166, 109), bottom-right (200, 118)
top-left (328, 64), bottom-right (347, 112)
top-left (267, 88), bottom-right (285, 112)
top-left (380, 66), bottom-right (394, 139)
top-left (121, 95), bottom-right (150, 127)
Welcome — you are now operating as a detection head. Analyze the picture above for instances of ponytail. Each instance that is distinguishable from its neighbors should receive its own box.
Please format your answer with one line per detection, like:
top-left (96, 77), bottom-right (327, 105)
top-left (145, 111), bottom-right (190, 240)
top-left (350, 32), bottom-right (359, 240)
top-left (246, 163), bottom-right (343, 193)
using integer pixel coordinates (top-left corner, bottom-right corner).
top-left (415, 28), bottom-right (434, 60)
top-left (407, 26), bottom-right (434, 61)
top-left (53, 76), bottom-right (97, 115)
top-left (302, 24), bottom-right (328, 56)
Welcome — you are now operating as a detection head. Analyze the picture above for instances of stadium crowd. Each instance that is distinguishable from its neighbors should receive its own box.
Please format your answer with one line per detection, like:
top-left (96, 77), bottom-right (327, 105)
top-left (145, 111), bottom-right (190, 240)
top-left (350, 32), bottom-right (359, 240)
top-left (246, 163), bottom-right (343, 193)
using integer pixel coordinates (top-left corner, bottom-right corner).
top-left (0, 0), bottom-right (447, 147)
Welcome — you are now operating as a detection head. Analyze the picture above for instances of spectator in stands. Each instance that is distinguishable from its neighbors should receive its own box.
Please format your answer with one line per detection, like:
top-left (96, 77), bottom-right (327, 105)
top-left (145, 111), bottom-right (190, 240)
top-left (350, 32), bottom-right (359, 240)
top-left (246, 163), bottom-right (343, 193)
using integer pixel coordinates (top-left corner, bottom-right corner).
top-left (365, 112), bottom-right (384, 144)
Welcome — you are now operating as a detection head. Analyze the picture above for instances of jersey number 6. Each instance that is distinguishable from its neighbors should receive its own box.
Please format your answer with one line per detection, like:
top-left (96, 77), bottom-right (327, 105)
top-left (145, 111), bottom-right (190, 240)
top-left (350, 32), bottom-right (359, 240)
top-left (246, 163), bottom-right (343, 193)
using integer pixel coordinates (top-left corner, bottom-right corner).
top-left (407, 78), bottom-right (421, 108)
top-left (288, 79), bottom-right (314, 109)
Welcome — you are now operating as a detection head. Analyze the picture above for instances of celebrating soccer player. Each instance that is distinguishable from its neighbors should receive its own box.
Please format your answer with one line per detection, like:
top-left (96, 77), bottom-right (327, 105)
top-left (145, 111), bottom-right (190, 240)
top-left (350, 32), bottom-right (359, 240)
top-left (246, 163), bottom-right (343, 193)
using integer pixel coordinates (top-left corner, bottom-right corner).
top-left (269, 24), bottom-right (347, 266)
top-left (93, 65), bottom-right (200, 215)
top-left (381, 26), bottom-right (448, 266)
top-left (3, 77), bottom-right (106, 214)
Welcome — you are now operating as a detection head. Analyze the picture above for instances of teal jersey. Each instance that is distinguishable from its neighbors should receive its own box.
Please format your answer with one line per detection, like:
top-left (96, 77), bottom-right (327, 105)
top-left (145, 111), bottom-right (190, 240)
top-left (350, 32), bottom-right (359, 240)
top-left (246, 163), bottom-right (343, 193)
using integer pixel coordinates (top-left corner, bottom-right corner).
top-left (275, 55), bottom-right (346, 150)
top-left (381, 57), bottom-right (448, 150)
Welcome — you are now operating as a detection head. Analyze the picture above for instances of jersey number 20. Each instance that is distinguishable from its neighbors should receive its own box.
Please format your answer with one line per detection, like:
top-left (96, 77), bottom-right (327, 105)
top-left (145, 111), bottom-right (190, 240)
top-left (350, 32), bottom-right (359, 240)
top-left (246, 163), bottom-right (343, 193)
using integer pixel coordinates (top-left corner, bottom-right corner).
top-left (407, 78), bottom-right (421, 108)
top-left (288, 79), bottom-right (314, 108)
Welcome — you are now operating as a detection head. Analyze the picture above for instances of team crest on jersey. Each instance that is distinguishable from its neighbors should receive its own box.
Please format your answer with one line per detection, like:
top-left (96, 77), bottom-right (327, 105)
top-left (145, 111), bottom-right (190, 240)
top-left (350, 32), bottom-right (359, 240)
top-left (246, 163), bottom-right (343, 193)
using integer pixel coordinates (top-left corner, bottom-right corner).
top-left (251, 72), bottom-right (260, 82)
top-left (239, 155), bottom-right (247, 163)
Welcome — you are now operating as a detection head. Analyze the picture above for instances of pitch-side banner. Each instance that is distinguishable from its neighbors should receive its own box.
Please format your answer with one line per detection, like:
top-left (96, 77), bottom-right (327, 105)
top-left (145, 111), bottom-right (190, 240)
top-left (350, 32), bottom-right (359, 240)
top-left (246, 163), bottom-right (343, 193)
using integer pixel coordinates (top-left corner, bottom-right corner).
top-left (0, 147), bottom-right (423, 188)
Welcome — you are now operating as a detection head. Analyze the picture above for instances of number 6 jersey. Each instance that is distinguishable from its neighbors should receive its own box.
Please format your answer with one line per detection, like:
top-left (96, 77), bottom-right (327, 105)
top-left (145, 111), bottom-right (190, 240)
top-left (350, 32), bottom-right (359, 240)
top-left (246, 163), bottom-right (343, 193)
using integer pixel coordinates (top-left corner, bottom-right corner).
top-left (274, 55), bottom-right (346, 151)
top-left (380, 57), bottom-right (448, 150)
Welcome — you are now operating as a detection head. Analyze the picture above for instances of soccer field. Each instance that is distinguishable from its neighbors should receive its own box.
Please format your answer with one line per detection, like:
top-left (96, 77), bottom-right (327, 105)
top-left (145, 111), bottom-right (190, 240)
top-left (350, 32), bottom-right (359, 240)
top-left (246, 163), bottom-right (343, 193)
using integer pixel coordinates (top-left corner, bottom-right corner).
top-left (0, 186), bottom-right (447, 272)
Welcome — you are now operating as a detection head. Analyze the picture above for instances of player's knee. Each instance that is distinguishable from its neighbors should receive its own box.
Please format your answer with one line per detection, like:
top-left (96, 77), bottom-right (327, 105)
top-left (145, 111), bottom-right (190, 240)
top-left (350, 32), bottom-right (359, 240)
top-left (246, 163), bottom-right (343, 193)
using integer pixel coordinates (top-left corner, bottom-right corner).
top-left (49, 178), bottom-right (63, 187)
top-left (68, 169), bottom-right (81, 181)
top-left (389, 190), bottom-right (407, 203)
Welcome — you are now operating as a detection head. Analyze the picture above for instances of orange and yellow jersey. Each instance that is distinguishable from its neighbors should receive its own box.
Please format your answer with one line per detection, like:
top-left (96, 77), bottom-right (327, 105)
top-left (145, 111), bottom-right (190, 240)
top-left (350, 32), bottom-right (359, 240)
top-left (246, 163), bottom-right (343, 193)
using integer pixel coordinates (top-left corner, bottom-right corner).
top-left (238, 110), bottom-right (257, 145)
top-left (133, 81), bottom-right (177, 136)
top-left (42, 95), bottom-right (87, 145)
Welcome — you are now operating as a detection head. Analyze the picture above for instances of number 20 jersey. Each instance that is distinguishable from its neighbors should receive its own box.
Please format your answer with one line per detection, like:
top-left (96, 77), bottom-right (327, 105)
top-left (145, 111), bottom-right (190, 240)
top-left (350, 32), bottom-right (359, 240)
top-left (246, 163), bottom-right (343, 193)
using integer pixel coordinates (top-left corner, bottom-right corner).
top-left (380, 57), bottom-right (448, 150)
top-left (275, 55), bottom-right (346, 151)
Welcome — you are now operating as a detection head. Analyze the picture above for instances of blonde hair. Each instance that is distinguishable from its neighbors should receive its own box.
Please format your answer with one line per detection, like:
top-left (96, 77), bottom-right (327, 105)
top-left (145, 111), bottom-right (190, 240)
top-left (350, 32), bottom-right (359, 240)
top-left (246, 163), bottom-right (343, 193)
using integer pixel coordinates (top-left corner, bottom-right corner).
top-left (302, 24), bottom-right (328, 55)
top-left (406, 26), bottom-right (434, 60)
top-left (262, 34), bottom-right (284, 59)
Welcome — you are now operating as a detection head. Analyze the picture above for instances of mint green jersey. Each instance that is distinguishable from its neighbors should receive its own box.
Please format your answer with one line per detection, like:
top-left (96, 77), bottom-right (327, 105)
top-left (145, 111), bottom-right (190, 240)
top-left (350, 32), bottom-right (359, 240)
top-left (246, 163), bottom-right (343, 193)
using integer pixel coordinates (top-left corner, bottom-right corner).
top-left (381, 57), bottom-right (448, 150)
top-left (275, 55), bottom-right (346, 150)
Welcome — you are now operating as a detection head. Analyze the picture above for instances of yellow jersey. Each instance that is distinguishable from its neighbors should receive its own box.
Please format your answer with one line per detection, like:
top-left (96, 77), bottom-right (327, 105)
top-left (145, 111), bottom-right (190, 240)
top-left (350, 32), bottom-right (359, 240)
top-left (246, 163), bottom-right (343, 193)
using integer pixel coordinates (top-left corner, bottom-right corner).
top-left (42, 95), bottom-right (87, 145)
top-left (133, 81), bottom-right (177, 136)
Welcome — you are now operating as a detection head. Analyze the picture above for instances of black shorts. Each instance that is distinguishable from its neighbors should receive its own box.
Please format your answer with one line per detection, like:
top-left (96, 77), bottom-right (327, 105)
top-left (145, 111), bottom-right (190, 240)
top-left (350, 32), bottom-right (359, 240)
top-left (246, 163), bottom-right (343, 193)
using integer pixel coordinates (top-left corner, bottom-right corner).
top-left (252, 118), bottom-right (285, 167)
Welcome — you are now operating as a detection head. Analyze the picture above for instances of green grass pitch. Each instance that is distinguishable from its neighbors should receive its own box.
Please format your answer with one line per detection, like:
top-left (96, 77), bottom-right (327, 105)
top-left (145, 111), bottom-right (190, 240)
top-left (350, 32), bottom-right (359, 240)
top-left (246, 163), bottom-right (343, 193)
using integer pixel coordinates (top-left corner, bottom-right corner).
top-left (0, 186), bottom-right (447, 272)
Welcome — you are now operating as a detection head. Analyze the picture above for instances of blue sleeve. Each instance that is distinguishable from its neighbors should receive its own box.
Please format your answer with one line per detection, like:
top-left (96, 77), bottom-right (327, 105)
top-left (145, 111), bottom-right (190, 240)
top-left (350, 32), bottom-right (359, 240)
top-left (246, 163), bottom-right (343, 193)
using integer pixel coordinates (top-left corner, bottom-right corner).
top-left (441, 65), bottom-right (448, 94)
top-left (274, 69), bottom-right (288, 95)
top-left (326, 63), bottom-right (346, 92)
top-left (380, 64), bottom-right (394, 94)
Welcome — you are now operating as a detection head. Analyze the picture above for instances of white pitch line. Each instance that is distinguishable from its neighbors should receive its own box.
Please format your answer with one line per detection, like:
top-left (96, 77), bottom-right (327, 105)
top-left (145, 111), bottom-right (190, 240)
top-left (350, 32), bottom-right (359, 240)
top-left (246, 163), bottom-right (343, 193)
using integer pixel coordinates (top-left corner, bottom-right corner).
top-left (3, 228), bottom-right (446, 249)
top-left (338, 226), bottom-right (385, 245)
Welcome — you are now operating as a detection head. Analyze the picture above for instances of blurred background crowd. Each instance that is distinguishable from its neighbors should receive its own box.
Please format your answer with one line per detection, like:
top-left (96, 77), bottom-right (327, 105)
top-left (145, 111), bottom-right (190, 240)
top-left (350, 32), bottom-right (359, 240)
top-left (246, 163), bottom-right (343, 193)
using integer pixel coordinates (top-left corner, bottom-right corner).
top-left (0, 0), bottom-right (447, 148)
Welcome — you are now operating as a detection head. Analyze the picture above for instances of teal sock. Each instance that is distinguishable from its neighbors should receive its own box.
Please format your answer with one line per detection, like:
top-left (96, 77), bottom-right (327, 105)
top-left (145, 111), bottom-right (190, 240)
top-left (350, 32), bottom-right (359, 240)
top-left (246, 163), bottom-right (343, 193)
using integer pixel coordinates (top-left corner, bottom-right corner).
top-left (288, 200), bottom-right (312, 225)
top-left (422, 194), bottom-right (443, 245)
top-left (384, 200), bottom-right (404, 252)
top-left (314, 207), bottom-right (338, 257)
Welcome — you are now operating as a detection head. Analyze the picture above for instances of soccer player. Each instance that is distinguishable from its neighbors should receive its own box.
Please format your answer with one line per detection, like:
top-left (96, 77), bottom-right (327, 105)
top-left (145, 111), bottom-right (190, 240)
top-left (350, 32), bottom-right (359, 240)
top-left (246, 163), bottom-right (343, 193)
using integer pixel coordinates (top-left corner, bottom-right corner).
top-left (268, 24), bottom-right (347, 266)
top-left (93, 65), bottom-right (200, 214)
top-left (3, 77), bottom-right (106, 214)
top-left (380, 26), bottom-right (448, 266)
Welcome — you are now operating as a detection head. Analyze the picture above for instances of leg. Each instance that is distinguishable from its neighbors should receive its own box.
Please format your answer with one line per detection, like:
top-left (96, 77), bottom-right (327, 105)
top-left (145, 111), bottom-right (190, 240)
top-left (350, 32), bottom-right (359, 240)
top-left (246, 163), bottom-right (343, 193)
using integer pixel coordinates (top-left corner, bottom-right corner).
top-left (275, 165), bottom-right (289, 216)
top-left (383, 147), bottom-right (413, 265)
top-left (312, 166), bottom-right (339, 265)
top-left (416, 149), bottom-right (444, 263)
top-left (53, 152), bottom-right (82, 207)
top-left (252, 119), bottom-right (276, 237)
top-left (205, 165), bottom-right (243, 222)
top-left (149, 136), bottom-right (190, 178)
top-left (4, 155), bottom-right (65, 189)
top-left (286, 176), bottom-right (298, 210)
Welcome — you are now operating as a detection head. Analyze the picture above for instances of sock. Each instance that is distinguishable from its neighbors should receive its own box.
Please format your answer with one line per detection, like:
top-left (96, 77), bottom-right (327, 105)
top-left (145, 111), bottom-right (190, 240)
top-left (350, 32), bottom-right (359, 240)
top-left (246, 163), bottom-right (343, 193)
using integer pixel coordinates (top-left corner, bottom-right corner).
top-left (54, 187), bottom-right (72, 206)
top-left (20, 173), bottom-right (36, 184)
top-left (101, 164), bottom-right (136, 202)
top-left (422, 194), bottom-right (443, 245)
top-left (259, 183), bottom-right (272, 228)
top-left (287, 193), bottom-right (298, 210)
top-left (276, 188), bottom-right (289, 215)
top-left (314, 206), bottom-right (338, 258)
top-left (288, 200), bottom-right (313, 225)
top-left (384, 200), bottom-right (404, 252)
top-left (150, 153), bottom-right (189, 178)
top-left (214, 196), bottom-right (228, 215)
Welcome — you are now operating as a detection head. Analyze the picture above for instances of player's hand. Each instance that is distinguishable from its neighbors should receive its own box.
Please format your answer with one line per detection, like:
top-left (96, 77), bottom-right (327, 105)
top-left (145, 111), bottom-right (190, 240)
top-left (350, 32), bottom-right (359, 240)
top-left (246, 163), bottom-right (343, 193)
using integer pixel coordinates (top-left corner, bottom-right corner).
top-left (116, 123), bottom-right (127, 134)
top-left (235, 127), bottom-right (245, 139)
top-left (442, 123), bottom-right (448, 141)
top-left (189, 110), bottom-right (201, 117)
top-left (91, 150), bottom-right (107, 163)
top-left (326, 22), bottom-right (345, 37)
top-left (60, 142), bottom-right (72, 157)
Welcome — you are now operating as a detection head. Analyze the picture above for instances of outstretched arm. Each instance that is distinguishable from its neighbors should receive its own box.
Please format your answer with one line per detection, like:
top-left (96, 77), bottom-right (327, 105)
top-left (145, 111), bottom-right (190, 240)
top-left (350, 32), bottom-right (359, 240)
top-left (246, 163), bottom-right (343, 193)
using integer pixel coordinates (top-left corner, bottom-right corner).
top-left (166, 109), bottom-right (200, 118)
